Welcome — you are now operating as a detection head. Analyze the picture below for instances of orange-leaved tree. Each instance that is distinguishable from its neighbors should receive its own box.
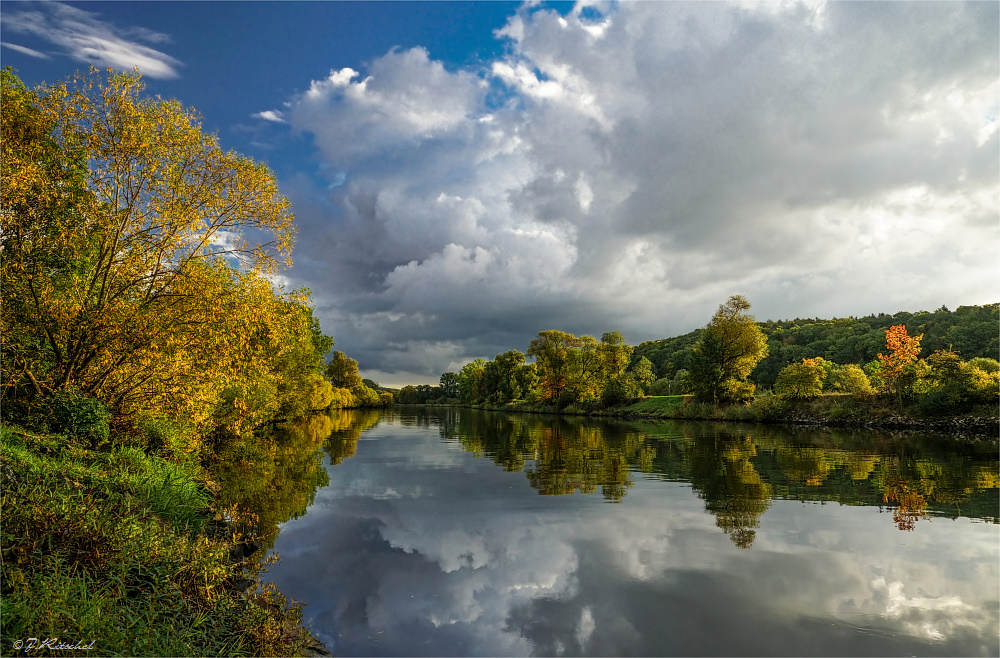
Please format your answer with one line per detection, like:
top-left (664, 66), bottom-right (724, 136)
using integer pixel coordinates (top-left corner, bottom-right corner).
top-left (875, 324), bottom-right (923, 406)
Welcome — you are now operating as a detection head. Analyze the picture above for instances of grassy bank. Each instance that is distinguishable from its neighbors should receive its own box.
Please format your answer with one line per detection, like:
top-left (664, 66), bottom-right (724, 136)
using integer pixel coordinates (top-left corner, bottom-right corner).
top-left (0, 425), bottom-right (320, 657)
top-left (416, 393), bottom-right (998, 435)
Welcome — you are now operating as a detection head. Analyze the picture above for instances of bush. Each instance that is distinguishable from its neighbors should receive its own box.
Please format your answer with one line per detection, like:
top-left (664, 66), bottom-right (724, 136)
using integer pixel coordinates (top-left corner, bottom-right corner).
top-left (749, 391), bottom-right (788, 421)
top-left (961, 360), bottom-right (1000, 405)
top-left (601, 375), bottom-right (643, 407)
top-left (829, 364), bottom-right (874, 399)
top-left (916, 387), bottom-right (973, 416)
top-left (48, 389), bottom-right (111, 446)
top-left (647, 378), bottom-right (673, 396)
top-left (774, 360), bottom-right (826, 400)
top-left (139, 416), bottom-right (202, 469)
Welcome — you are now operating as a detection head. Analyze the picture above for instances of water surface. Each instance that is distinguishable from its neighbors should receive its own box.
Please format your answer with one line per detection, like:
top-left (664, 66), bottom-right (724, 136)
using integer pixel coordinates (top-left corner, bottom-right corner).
top-left (258, 408), bottom-right (999, 656)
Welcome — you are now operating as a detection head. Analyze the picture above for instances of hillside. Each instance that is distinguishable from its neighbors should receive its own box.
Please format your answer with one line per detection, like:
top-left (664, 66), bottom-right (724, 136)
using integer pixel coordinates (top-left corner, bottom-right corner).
top-left (634, 303), bottom-right (999, 389)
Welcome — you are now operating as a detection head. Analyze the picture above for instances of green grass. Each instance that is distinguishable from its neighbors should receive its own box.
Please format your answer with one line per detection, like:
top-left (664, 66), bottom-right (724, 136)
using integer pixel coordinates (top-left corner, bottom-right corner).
top-left (620, 395), bottom-right (691, 417)
top-left (0, 425), bottom-right (309, 657)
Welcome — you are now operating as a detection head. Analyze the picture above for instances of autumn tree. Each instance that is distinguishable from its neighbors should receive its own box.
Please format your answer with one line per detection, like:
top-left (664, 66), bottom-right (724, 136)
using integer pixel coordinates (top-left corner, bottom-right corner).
top-left (874, 324), bottom-right (923, 405)
top-left (1, 68), bottom-right (331, 433)
top-left (689, 295), bottom-right (769, 404)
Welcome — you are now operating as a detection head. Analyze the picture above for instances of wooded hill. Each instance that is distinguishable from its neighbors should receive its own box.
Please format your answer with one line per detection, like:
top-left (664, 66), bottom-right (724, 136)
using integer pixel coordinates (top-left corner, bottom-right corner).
top-left (635, 303), bottom-right (999, 389)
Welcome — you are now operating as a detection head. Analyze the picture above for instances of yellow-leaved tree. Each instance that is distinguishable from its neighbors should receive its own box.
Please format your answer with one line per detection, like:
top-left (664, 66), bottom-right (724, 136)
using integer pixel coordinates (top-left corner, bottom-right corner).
top-left (2, 67), bottom-right (328, 434)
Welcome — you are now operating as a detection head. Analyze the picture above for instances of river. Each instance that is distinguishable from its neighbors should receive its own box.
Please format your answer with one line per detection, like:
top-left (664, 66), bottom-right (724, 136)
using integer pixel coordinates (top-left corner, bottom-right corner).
top-left (216, 407), bottom-right (999, 656)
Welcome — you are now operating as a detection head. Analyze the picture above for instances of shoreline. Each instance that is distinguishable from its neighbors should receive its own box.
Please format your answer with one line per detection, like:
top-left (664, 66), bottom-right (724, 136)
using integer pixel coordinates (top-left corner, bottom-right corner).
top-left (398, 398), bottom-right (999, 437)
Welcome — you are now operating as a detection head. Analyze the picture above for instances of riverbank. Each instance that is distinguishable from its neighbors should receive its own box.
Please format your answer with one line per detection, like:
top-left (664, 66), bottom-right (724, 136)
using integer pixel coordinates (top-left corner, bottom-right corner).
top-left (414, 393), bottom-right (999, 437)
top-left (0, 424), bottom-right (330, 657)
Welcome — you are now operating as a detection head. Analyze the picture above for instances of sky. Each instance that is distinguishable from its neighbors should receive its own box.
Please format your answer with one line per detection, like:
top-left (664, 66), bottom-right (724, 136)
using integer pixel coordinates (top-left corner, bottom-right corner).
top-left (2, 1), bottom-right (998, 386)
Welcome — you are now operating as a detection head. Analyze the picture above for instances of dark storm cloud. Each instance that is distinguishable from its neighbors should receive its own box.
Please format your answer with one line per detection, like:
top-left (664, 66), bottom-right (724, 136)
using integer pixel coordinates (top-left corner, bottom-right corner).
top-left (265, 1), bottom-right (998, 382)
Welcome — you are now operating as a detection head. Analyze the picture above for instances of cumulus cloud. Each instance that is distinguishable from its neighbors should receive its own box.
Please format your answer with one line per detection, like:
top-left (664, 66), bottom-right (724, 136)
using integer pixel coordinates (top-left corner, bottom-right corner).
top-left (273, 1), bottom-right (998, 380)
top-left (1, 2), bottom-right (181, 78)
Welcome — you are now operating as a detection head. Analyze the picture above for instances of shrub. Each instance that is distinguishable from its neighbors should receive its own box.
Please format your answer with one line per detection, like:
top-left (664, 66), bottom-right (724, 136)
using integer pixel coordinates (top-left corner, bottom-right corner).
top-left (647, 378), bottom-right (673, 396)
top-left (749, 391), bottom-right (788, 421)
top-left (960, 360), bottom-right (1000, 405)
top-left (916, 387), bottom-right (973, 416)
top-left (139, 416), bottom-right (202, 468)
top-left (722, 404), bottom-right (755, 421)
top-left (48, 389), bottom-right (111, 446)
top-left (774, 359), bottom-right (826, 399)
top-left (829, 364), bottom-right (874, 399)
top-left (601, 375), bottom-right (643, 407)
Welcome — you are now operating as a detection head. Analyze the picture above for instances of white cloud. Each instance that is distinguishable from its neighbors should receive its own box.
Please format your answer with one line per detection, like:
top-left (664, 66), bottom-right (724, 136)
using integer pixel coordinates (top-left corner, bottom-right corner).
top-left (252, 109), bottom-right (285, 123)
top-left (1, 41), bottom-right (49, 58)
top-left (273, 1), bottom-right (998, 380)
top-left (267, 424), bottom-right (1000, 656)
top-left (1, 2), bottom-right (181, 78)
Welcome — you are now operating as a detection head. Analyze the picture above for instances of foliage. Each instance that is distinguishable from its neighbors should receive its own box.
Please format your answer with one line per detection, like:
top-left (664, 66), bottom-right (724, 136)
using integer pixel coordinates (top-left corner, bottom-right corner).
top-left (647, 378), bottom-right (673, 396)
top-left (439, 372), bottom-right (460, 398)
top-left (321, 351), bottom-right (387, 408)
top-left (774, 358), bottom-right (828, 400)
top-left (458, 359), bottom-right (487, 404)
top-left (527, 331), bottom-right (575, 401)
top-left (876, 324), bottom-right (924, 399)
top-left (601, 374), bottom-right (643, 407)
top-left (325, 351), bottom-right (364, 390)
top-left (481, 350), bottom-right (530, 404)
top-left (1, 68), bottom-right (330, 435)
top-left (827, 363), bottom-right (874, 398)
top-left (47, 388), bottom-right (111, 446)
top-left (689, 296), bottom-right (768, 404)
top-left (630, 356), bottom-right (656, 390)
top-left (636, 303), bottom-right (998, 391)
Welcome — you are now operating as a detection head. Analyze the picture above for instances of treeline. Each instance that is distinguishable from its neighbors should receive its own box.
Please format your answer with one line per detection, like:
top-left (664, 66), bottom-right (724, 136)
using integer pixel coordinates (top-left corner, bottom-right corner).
top-left (398, 330), bottom-right (656, 410)
top-left (638, 303), bottom-right (999, 391)
top-left (323, 350), bottom-right (393, 409)
top-left (414, 296), bottom-right (998, 417)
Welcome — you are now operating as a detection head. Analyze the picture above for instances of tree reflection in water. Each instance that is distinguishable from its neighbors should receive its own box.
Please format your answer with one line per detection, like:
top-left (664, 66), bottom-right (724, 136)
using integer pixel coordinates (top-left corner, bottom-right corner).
top-left (213, 407), bottom-right (998, 550)
top-left (687, 434), bottom-right (772, 549)
top-left (209, 408), bottom-right (380, 546)
top-left (425, 409), bottom-right (998, 548)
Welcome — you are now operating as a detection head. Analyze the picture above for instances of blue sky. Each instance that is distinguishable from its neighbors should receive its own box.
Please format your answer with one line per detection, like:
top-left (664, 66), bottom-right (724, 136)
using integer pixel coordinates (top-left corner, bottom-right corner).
top-left (2, 1), bottom-right (998, 385)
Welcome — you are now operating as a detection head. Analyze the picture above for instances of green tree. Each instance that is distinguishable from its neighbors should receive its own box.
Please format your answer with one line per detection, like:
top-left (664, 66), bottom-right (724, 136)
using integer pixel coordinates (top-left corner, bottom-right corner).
top-left (689, 296), bottom-right (769, 404)
top-left (325, 351), bottom-right (364, 390)
top-left (439, 372), bottom-right (460, 398)
top-left (774, 358), bottom-right (827, 399)
top-left (598, 331), bottom-right (632, 380)
top-left (482, 350), bottom-right (528, 404)
top-left (527, 330), bottom-right (576, 401)
top-left (828, 363), bottom-right (874, 398)
top-left (458, 359), bottom-right (487, 404)
top-left (630, 356), bottom-right (656, 390)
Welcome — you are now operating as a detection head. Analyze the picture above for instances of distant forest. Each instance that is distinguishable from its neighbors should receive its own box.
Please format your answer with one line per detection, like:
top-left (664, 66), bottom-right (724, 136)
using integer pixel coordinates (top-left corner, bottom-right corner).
top-left (636, 303), bottom-right (999, 390)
